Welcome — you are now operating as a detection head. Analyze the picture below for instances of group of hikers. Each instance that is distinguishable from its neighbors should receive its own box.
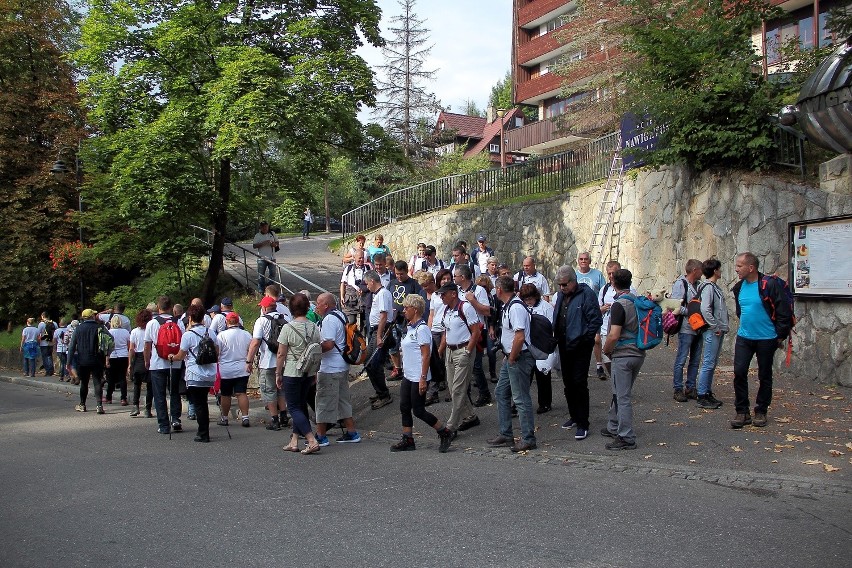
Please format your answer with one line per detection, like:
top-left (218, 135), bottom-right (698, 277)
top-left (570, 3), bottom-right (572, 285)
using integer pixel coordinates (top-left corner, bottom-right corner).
top-left (21, 227), bottom-right (793, 453)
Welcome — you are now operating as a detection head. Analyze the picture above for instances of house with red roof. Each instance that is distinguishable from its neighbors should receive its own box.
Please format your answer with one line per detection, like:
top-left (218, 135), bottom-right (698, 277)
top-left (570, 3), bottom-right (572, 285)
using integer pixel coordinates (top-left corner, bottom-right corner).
top-left (434, 108), bottom-right (527, 167)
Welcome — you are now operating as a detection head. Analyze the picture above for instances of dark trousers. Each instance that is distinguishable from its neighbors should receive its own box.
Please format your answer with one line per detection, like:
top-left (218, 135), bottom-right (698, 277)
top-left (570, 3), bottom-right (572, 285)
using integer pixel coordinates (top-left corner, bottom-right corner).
top-left (531, 367), bottom-right (552, 409)
top-left (78, 364), bottom-right (104, 406)
top-left (426, 331), bottom-right (446, 398)
top-left (186, 386), bottom-right (210, 439)
top-left (399, 380), bottom-right (438, 429)
top-left (283, 375), bottom-right (314, 436)
top-left (57, 353), bottom-right (68, 380)
top-left (471, 349), bottom-right (489, 397)
top-left (558, 337), bottom-right (594, 429)
top-left (366, 327), bottom-right (390, 398)
top-left (106, 357), bottom-right (129, 401)
top-left (733, 336), bottom-right (778, 414)
top-left (131, 361), bottom-right (152, 410)
top-left (40, 346), bottom-right (55, 375)
top-left (150, 368), bottom-right (184, 430)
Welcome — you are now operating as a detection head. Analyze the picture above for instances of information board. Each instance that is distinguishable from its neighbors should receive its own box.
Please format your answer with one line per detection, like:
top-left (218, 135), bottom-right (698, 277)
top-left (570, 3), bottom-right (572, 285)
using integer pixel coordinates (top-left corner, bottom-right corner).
top-left (789, 215), bottom-right (852, 298)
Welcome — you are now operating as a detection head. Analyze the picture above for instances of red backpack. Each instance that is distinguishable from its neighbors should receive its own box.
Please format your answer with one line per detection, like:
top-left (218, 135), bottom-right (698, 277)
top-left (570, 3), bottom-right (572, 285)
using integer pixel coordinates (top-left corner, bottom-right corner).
top-left (154, 316), bottom-right (182, 359)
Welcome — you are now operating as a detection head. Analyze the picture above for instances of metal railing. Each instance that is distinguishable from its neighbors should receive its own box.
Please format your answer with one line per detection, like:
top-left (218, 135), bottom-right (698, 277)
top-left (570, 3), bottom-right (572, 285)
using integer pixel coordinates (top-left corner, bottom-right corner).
top-left (342, 131), bottom-right (620, 239)
top-left (771, 124), bottom-right (806, 177)
top-left (189, 225), bottom-right (327, 295)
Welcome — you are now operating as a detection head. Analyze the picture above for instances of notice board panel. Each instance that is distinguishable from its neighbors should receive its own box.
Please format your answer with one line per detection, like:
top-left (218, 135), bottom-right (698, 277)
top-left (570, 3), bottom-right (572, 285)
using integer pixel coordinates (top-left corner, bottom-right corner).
top-left (789, 215), bottom-right (852, 298)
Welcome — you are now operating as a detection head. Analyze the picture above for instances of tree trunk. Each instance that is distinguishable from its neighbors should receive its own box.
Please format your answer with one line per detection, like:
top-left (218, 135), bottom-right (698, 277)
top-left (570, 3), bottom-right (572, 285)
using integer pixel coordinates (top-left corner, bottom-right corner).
top-left (200, 157), bottom-right (230, 306)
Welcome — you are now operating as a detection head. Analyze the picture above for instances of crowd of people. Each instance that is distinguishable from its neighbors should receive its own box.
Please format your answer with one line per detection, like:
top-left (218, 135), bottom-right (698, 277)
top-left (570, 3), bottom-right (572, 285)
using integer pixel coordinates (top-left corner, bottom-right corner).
top-left (22, 226), bottom-right (792, 453)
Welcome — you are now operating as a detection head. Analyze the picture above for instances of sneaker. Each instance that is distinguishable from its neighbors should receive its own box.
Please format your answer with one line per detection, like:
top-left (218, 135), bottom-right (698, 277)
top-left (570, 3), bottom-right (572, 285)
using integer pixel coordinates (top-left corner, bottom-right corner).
top-left (697, 394), bottom-right (723, 409)
top-left (171, 420), bottom-right (182, 432)
top-left (707, 392), bottom-right (724, 408)
top-left (438, 428), bottom-right (453, 453)
top-left (673, 389), bottom-right (688, 403)
top-left (606, 436), bottom-right (637, 450)
top-left (390, 436), bottom-right (416, 452)
top-left (316, 435), bottom-right (331, 447)
top-left (96, 406), bottom-right (105, 415)
top-left (596, 366), bottom-right (606, 380)
top-left (752, 412), bottom-right (768, 427)
top-left (371, 395), bottom-right (393, 410)
top-left (730, 413), bottom-right (752, 429)
top-left (241, 417), bottom-right (251, 427)
top-left (158, 427), bottom-right (171, 435)
top-left (266, 416), bottom-right (281, 431)
top-left (368, 394), bottom-right (381, 403)
top-left (143, 409), bottom-right (153, 418)
top-left (457, 416), bottom-right (480, 431)
top-left (684, 388), bottom-right (698, 400)
top-left (74, 404), bottom-right (86, 413)
top-left (337, 431), bottom-right (362, 443)
top-left (600, 427), bottom-right (616, 438)
top-left (129, 406), bottom-right (140, 417)
top-left (218, 416), bottom-right (229, 426)
top-left (561, 419), bottom-right (576, 430)
top-left (574, 428), bottom-right (589, 440)
top-left (473, 395), bottom-right (492, 407)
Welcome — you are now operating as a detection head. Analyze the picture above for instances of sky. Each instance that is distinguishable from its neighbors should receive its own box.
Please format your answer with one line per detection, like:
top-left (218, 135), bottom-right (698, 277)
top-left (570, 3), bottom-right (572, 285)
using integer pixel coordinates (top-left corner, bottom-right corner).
top-left (357, 0), bottom-right (513, 122)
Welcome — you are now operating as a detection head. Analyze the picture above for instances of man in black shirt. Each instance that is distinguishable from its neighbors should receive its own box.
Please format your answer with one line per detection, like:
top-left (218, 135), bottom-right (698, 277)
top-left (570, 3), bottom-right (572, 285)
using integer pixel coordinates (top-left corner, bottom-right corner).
top-left (386, 260), bottom-right (423, 379)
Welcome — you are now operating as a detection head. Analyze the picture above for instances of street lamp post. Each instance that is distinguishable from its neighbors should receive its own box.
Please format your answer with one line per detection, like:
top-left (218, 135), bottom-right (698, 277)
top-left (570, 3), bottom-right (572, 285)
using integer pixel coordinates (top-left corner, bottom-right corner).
top-left (496, 108), bottom-right (507, 169)
top-left (50, 144), bottom-right (84, 311)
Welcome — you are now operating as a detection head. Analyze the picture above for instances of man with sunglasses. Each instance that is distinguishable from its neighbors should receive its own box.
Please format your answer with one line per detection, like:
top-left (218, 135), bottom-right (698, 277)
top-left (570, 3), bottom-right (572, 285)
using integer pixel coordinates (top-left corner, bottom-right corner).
top-left (416, 245), bottom-right (446, 275)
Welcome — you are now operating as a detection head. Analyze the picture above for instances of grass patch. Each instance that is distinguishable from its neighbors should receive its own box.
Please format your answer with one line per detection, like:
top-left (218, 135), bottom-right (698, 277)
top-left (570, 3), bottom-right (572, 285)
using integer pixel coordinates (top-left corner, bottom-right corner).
top-left (328, 237), bottom-right (344, 253)
top-left (0, 327), bottom-right (24, 350)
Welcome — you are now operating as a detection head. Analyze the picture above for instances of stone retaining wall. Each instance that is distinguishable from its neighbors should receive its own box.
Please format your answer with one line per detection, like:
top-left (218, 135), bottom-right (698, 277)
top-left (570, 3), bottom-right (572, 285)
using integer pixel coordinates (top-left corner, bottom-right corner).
top-left (369, 165), bottom-right (852, 386)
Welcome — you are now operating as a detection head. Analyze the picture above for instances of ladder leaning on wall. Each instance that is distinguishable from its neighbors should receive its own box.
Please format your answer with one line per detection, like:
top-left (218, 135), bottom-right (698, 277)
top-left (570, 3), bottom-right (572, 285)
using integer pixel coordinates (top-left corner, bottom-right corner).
top-left (588, 150), bottom-right (625, 267)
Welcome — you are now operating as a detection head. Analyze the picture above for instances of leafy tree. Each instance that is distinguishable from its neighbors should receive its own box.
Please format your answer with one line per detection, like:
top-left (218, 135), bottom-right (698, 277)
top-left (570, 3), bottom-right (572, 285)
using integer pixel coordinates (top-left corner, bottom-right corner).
top-left (374, 0), bottom-right (440, 160)
top-left (0, 0), bottom-right (84, 321)
top-left (828, 5), bottom-right (852, 38)
top-left (619, 0), bottom-right (783, 171)
top-left (75, 0), bottom-right (383, 305)
top-left (461, 99), bottom-right (484, 118)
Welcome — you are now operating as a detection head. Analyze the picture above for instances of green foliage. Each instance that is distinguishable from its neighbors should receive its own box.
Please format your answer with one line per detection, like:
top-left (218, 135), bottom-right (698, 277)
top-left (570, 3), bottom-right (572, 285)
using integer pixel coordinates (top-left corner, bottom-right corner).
top-left (90, 263), bottom-right (205, 315)
top-left (488, 70), bottom-right (537, 122)
top-left (271, 198), bottom-right (304, 233)
top-left (619, 0), bottom-right (783, 171)
top-left (828, 6), bottom-right (852, 37)
top-left (432, 146), bottom-right (491, 178)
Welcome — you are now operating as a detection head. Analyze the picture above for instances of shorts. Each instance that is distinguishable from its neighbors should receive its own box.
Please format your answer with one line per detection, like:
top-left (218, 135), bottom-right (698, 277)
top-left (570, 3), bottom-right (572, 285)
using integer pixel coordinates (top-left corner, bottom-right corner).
top-left (220, 376), bottom-right (249, 396)
top-left (259, 368), bottom-right (282, 403)
top-left (388, 320), bottom-right (406, 355)
top-left (315, 370), bottom-right (353, 424)
top-left (600, 333), bottom-right (611, 364)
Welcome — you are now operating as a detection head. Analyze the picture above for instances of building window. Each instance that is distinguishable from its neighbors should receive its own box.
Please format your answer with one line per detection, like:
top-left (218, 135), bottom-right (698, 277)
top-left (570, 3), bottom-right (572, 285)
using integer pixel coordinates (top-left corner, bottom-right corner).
top-left (539, 6), bottom-right (579, 36)
top-left (489, 143), bottom-right (500, 154)
top-left (765, 3), bottom-right (843, 66)
top-left (545, 92), bottom-right (589, 119)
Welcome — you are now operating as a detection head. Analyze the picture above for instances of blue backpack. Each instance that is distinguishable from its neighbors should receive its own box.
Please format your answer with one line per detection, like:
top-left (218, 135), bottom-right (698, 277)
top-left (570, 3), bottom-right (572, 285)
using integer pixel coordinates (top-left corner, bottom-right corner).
top-left (617, 294), bottom-right (663, 350)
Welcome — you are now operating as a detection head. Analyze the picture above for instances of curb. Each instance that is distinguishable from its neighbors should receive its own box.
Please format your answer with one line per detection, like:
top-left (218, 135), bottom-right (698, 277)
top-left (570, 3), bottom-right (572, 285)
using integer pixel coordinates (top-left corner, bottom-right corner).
top-left (0, 374), bottom-right (78, 395)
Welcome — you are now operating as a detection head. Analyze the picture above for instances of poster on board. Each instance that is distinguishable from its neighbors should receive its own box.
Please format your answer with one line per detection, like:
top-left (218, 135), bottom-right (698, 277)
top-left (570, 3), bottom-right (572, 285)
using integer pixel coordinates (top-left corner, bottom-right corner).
top-left (789, 215), bottom-right (852, 298)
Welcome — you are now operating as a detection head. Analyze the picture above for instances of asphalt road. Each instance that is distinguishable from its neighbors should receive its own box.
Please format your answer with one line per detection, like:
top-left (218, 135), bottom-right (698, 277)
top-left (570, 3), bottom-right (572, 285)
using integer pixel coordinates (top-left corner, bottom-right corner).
top-left (0, 382), bottom-right (849, 568)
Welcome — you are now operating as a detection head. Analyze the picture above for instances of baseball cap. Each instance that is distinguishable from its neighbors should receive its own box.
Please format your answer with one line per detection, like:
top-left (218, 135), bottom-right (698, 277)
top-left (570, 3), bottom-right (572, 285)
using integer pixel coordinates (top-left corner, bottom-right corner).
top-left (437, 283), bottom-right (458, 295)
top-left (477, 234), bottom-right (487, 242)
top-left (81, 308), bottom-right (97, 318)
top-left (258, 296), bottom-right (277, 308)
top-left (206, 305), bottom-right (221, 315)
top-left (225, 312), bottom-right (241, 325)
top-left (220, 296), bottom-right (233, 307)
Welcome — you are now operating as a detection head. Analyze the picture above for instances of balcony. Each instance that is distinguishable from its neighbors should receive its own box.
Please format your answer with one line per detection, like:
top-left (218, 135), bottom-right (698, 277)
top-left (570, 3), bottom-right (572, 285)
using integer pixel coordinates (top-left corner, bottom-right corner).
top-left (517, 18), bottom-right (582, 65)
top-left (518, 0), bottom-right (574, 28)
top-left (515, 72), bottom-right (563, 105)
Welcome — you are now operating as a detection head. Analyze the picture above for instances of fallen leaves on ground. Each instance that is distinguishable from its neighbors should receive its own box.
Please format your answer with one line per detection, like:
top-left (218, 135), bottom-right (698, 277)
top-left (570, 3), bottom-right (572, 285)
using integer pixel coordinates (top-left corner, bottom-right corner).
top-left (731, 446), bottom-right (743, 452)
top-left (822, 418), bottom-right (836, 423)
top-left (644, 419), bottom-right (656, 423)
top-left (657, 442), bottom-right (667, 446)
top-left (669, 422), bottom-right (685, 426)
top-left (829, 449), bottom-right (844, 457)
top-left (643, 454), bottom-right (652, 459)
top-left (786, 434), bottom-right (804, 442)
top-left (688, 441), bottom-right (701, 446)
top-left (824, 464), bottom-right (840, 472)
top-left (775, 417), bottom-right (792, 423)
top-left (803, 459), bottom-right (822, 465)
top-left (846, 442), bottom-right (852, 451)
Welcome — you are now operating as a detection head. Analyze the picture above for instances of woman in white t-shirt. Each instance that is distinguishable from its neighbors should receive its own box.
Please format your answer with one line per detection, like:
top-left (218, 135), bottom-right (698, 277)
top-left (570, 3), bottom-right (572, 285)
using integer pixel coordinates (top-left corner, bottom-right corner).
top-left (390, 294), bottom-right (453, 453)
top-left (128, 310), bottom-right (152, 417)
top-left (20, 318), bottom-right (40, 377)
top-left (520, 283), bottom-right (555, 414)
top-left (106, 315), bottom-right (132, 405)
top-left (170, 304), bottom-right (218, 442)
top-left (216, 312), bottom-right (253, 427)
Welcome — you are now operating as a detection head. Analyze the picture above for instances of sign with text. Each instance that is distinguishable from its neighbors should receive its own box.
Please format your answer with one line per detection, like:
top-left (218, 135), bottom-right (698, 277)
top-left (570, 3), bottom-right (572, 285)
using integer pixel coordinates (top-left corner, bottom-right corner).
top-left (789, 215), bottom-right (852, 298)
top-left (620, 114), bottom-right (667, 170)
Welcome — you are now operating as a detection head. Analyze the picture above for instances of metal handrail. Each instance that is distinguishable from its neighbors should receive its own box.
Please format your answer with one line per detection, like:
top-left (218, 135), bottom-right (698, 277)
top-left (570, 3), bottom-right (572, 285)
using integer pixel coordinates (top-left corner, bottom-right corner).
top-left (341, 131), bottom-right (621, 240)
top-left (189, 225), bottom-right (328, 295)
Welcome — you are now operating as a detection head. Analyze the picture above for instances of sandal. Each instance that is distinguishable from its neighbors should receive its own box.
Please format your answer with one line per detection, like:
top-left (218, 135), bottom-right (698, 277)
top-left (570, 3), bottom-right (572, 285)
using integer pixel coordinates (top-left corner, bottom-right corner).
top-left (301, 443), bottom-right (321, 455)
top-left (283, 445), bottom-right (300, 453)
top-left (283, 435), bottom-right (300, 453)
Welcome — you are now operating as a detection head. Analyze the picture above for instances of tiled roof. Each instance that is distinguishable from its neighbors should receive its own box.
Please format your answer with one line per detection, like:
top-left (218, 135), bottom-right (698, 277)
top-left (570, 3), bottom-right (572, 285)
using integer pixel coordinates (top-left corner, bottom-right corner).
top-left (464, 108), bottom-right (524, 158)
top-left (435, 111), bottom-right (488, 140)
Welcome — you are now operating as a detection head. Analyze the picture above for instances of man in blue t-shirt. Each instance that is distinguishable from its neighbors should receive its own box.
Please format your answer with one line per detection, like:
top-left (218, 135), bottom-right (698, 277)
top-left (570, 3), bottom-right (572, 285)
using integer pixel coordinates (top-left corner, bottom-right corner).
top-left (730, 252), bottom-right (793, 429)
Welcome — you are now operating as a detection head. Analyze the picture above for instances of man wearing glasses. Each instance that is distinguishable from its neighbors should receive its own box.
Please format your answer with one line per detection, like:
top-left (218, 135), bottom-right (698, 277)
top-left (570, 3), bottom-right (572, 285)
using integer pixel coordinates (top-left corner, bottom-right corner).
top-left (553, 266), bottom-right (602, 441)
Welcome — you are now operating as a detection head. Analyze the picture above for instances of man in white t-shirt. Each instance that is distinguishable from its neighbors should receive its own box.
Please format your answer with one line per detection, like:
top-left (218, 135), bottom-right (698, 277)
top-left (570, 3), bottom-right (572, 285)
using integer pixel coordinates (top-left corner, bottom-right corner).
top-left (211, 297), bottom-right (243, 333)
top-left (514, 256), bottom-right (551, 301)
top-left (437, 283), bottom-right (481, 436)
top-left (340, 253), bottom-right (367, 326)
top-left (216, 312), bottom-right (253, 427)
top-left (313, 293), bottom-right (361, 445)
top-left (98, 303), bottom-right (132, 331)
top-left (488, 275), bottom-right (536, 453)
top-left (252, 221), bottom-right (279, 293)
top-left (144, 295), bottom-right (187, 435)
top-left (247, 295), bottom-right (288, 430)
top-left (454, 264), bottom-right (491, 407)
top-left (364, 270), bottom-right (393, 409)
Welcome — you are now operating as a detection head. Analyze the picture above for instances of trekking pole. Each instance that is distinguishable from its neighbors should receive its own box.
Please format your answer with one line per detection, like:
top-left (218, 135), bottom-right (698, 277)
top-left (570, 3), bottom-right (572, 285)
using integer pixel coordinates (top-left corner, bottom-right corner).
top-left (168, 365), bottom-right (173, 441)
top-left (356, 325), bottom-right (392, 379)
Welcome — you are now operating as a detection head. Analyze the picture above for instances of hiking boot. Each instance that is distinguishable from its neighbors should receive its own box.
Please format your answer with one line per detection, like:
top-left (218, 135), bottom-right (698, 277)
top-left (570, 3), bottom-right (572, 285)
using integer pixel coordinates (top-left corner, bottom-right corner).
top-left (752, 412), bottom-right (768, 427)
top-left (438, 428), bottom-right (453, 453)
top-left (684, 388), bottom-right (698, 400)
top-left (457, 416), bottom-right (480, 431)
top-left (390, 436), bottom-right (416, 452)
top-left (369, 394), bottom-right (381, 403)
top-left (266, 416), bottom-right (281, 431)
top-left (730, 413), bottom-right (752, 429)
top-left (473, 395), bottom-right (492, 407)
top-left (96, 406), bottom-right (105, 415)
top-left (673, 389), bottom-right (688, 403)
top-left (371, 395), bottom-right (393, 410)
top-left (74, 404), bottom-right (86, 413)
top-left (129, 406), bottom-right (141, 417)
top-left (487, 435), bottom-right (514, 447)
top-left (697, 394), bottom-right (723, 409)
top-left (600, 427), bottom-right (616, 438)
top-left (596, 366), bottom-right (607, 380)
top-left (606, 436), bottom-right (637, 451)
top-left (218, 416), bottom-right (229, 426)
top-left (707, 392), bottom-right (723, 407)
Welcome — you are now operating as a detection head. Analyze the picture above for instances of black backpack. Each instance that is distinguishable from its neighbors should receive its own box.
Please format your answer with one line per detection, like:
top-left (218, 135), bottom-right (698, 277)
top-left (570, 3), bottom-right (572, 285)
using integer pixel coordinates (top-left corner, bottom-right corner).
top-left (263, 314), bottom-right (286, 354)
top-left (505, 299), bottom-right (558, 360)
top-left (189, 328), bottom-right (217, 365)
top-left (41, 321), bottom-right (57, 342)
